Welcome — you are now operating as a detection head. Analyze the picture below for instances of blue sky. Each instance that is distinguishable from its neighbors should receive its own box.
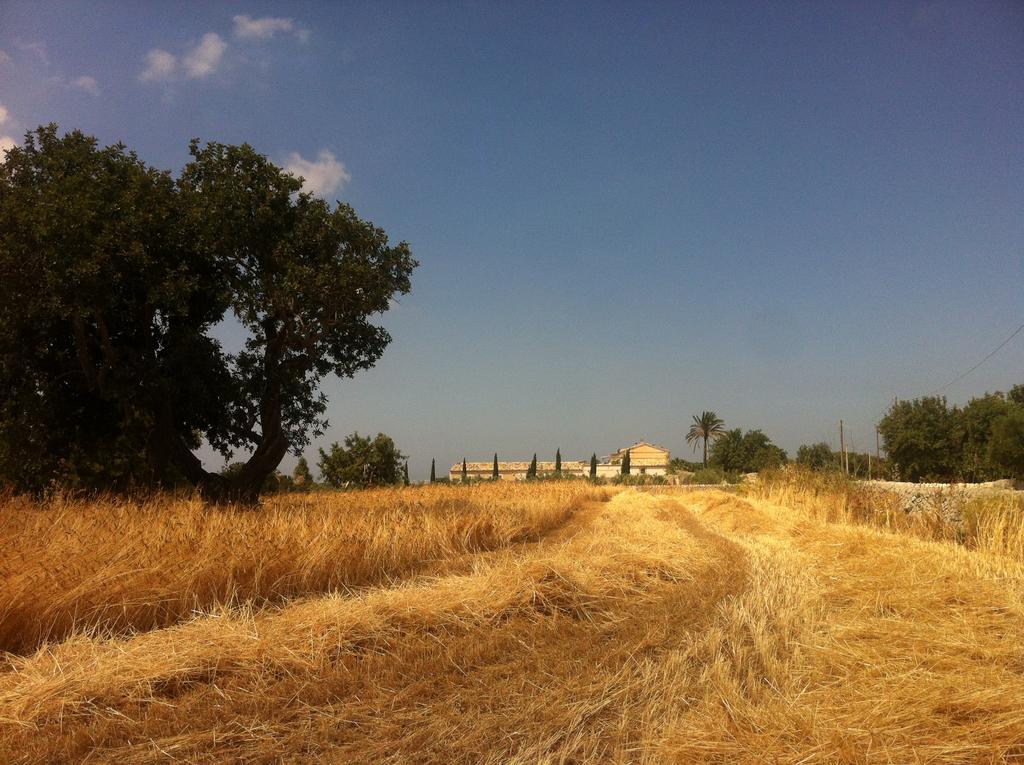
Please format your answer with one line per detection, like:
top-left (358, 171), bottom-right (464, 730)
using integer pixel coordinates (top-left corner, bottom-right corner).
top-left (2, 1), bottom-right (1022, 478)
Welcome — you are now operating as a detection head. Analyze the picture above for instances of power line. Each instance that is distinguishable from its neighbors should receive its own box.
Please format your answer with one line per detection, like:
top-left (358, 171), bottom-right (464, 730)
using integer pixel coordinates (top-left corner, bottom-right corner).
top-left (927, 320), bottom-right (1024, 396)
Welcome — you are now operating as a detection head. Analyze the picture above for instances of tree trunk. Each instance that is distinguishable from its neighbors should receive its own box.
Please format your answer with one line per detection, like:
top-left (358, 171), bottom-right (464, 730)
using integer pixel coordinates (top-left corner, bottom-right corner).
top-left (156, 391), bottom-right (288, 505)
top-left (702, 438), bottom-right (708, 468)
top-left (153, 323), bottom-right (295, 504)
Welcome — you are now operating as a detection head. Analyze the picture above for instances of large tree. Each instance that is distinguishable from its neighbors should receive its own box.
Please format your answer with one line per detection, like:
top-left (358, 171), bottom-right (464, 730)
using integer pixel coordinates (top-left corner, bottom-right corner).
top-left (0, 126), bottom-right (415, 500)
top-left (877, 397), bottom-right (960, 481)
top-left (686, 411), bottom-right (726, 467)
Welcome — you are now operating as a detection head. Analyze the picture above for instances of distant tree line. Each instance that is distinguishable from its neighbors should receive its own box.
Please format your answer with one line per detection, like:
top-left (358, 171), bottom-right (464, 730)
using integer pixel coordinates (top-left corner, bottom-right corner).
top-left (795, 442), bottom-right (888, 478)
top-left (708, 429), bottom-right (788, 473)
top-left (226, 384), bottom-right (1024, 494)
top-left (876, 386), bottom-right (1024, 482)
top-left (677, 411), bottom-right (789, 483)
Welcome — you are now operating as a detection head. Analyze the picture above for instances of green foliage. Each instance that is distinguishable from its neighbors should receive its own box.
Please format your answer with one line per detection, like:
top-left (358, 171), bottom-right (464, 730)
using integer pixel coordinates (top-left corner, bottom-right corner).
top-left (1009, 385), bottom-right (1024, 406)
top-left (959, 394), bottom-right (1015, 481)
top-left (795, 442), bottom-right (889, 479)
top-left (292, 456), bottom-right (313, 487)
top-left (555, 448), bottom-right (562, 473)
top-left (590, 453), bottom-right (598, 479)
top-left (710, 429), bottom-right (787, 473)
top-left (0, 126), bottom-right (204, 492)
top-left (492, 453), bottom-right (499, 480)
top-left (796, 442), bottom-right (837, 471)
top-left (878, 389), bottom-right (1024, 481)
top-left (689, 466), bottom-right (729, 484)
top-left (686, 411), bottom-right (726, 467)
top-left (528, 454), bottom-right (537, 479)
top-left (461, 458), bottom-right (468, 482)
top-left (220, 462), bottom-right (291, 493)
top-left (846, 451), bottom-right (890, 479)
top-left (988, 409), bottom-right (1024, 479)
top-left (317, 432), bottom-right (406, 488)
top-left (668, 457), bottom-right (702, 474)
top-left (267, 472), bottom-right (296, 493)
top-left (878, 396), bottom-right (965, 481)
top-left (430, 458), bottom-right (436, 483)
top-left (0, 126), bottom-right (416, 500)
top-left (403, 461), bottom-right (410, 486)
top-left (621, 449), bottom-right (631, 475)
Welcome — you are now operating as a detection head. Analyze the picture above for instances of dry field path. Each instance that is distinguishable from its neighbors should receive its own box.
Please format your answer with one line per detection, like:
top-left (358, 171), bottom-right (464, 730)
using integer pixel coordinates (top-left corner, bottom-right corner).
top-left (2, 489), bottom-right (1023, 763)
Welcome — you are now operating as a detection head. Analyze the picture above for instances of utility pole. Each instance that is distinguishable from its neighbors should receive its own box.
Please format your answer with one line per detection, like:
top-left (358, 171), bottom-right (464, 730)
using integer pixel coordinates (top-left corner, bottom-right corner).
top-left (839, 420), bottom-right (847, 475)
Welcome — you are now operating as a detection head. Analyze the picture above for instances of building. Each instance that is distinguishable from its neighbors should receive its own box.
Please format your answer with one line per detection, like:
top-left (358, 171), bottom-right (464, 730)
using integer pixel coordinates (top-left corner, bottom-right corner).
top-left (596, 441), bottom-right (671, 478)
top-left (448, 460), bottom-right (586, 481)
top-left (448, 441), bottom-right (670, 481)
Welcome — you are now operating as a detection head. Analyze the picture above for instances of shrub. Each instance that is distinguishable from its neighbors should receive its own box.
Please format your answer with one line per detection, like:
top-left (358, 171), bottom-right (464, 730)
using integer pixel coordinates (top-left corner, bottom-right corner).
top-left (689, 467), bottom-right (728, 485)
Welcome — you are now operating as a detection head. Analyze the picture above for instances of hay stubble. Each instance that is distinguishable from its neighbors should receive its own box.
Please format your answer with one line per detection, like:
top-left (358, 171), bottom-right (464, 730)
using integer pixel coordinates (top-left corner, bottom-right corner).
top-left (1, 482), bottom-right (1023, 762)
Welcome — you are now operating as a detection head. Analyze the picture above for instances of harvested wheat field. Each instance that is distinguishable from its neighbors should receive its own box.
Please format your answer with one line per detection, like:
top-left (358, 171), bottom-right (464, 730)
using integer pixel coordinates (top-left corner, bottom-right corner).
top-left (2, 481), bottom-right (1024, 763)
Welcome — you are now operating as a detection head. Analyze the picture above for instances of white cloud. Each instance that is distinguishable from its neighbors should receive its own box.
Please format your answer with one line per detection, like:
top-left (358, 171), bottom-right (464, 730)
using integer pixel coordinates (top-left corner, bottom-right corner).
top-left (0, 50), bottom-right (11, 64)
top-left (15, 39), bottom-right (49, 66)
top-left (71, 75), bottom-right (100, 95)
top-left (140, 34), bottom-right (227, 83)
top-left (0, 104), bottom-right (8, 125)
top-left (234, 15), bottom-right (289, 39)
top-left (183, 32), bottom-right (227, 79)
top-left (233, 14), bottom-right (309, 42)
top-left (0, 135), bottom-right (16, 158)
top-left (284, 150), bottom-right (351, 197)
top-left (139, 48), bottom-right (177, 82)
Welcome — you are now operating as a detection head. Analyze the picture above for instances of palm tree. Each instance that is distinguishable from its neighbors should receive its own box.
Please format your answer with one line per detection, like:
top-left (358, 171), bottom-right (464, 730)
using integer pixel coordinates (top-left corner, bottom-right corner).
top-left (687, 411), bottom-right (726, 467)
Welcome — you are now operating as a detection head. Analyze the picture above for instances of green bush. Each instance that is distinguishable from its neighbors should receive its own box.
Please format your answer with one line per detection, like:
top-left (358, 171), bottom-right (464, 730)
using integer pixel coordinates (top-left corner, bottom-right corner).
top-left (688, 467), bottom-right (729, 485)
top-left (668, 457), bottom-right (702, 474)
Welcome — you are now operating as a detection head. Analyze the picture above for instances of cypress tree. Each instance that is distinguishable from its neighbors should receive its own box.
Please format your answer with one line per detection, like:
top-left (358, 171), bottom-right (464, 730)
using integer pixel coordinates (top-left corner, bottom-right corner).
top-left (621, 449), bottom-right (631, 475)
top-left (555, 448), bottom-right (562, 474)
top-left (528, 453), bottom-right (537, 479)
top-left (492, 453), bottom-right (499, 480)
top-left (403, 461), bottom-right (410, 486)
top-left (590, 453), bottom-right (598, 478)
top-left (430, 458), bottom-right (436, 483)
top-left (461, 458), bottom-right (468, 482)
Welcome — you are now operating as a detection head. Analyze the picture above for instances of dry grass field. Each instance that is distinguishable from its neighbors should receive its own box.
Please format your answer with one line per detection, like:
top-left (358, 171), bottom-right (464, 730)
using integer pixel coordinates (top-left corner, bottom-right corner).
top-left (2, 478), bottom-right (1023, 763)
